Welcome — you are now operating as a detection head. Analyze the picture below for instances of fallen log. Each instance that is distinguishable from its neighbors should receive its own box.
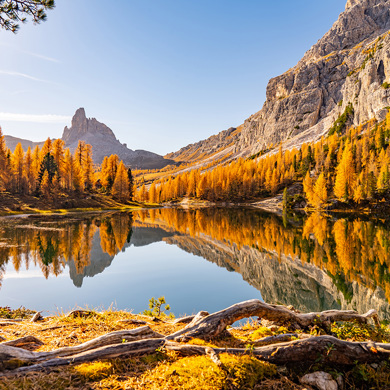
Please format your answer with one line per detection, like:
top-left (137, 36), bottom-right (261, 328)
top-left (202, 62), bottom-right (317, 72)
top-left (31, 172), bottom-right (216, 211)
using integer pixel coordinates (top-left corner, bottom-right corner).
top-left (3, 334), bottom-right (390, 375)
top-left (166, 299), bottom-right (379, 342)
top-left (172, 311), bottom-right (209, 325)
top-left (251, 333), bottom-right (311, 346)
top-left (165, 335), bottom-right (390, 365)
top-left (5, 338), bottom-right (166, 374)
top-left (0, 301), bottom-right (386, 377)
top-left (35, 327), bottom-right (164, 360)
top-left (0, 326), bottom-right (164, 368)
top-left (1, 336), bottom-right (44, 351)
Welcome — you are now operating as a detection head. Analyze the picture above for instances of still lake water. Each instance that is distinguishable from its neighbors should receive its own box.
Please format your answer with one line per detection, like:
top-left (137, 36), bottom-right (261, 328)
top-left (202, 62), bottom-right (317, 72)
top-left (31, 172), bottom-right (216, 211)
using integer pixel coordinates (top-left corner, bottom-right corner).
top-left (0, 208), bottom-right (390, 319)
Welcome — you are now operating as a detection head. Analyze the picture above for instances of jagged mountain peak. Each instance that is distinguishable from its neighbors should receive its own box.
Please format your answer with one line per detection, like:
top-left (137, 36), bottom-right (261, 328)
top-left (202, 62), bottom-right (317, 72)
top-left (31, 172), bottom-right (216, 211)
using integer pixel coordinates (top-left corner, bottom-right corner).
top-left (302, 0), bottom-right (390, 63)
top-left (61, 108), bottom-right (175, 169)
top-left (62, 107), bottom-right (116, 145)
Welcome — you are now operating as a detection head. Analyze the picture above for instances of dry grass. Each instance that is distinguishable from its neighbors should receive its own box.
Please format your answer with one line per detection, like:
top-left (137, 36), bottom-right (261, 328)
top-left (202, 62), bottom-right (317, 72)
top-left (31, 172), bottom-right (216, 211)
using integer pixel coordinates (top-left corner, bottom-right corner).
top-left (1, 308), bottom-right (390, 389)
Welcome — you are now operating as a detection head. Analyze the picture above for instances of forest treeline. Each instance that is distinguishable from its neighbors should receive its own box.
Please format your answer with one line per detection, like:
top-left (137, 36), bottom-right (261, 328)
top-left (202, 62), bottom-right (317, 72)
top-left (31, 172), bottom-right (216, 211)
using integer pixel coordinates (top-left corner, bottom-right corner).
top-left (135, 208), bottom-right (390, 305)
top-left (0, 213), bottom-right (133, 286)
top-left (135, 109), bottom-right (390, 208)
top-left (3, 207), bottom-right (390, 306)
top-left (0, 129), bottom-right (134, 202)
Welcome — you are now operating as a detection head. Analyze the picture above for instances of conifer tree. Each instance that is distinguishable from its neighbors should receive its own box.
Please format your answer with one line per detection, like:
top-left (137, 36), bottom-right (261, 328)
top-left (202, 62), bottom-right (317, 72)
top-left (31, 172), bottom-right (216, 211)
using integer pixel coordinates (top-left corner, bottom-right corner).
top-left (127, 168), bottom-right (134, 201)
top-left (0, 127), bottom-right (9, 191)
top-left (313, 172), bottom-right (327, 208)
top-left (111, 161), bottom-right (130, 202)
top-left (12, 143), bottom-right (25, 193)
top-left (334, 143), bottom-right (355, 201)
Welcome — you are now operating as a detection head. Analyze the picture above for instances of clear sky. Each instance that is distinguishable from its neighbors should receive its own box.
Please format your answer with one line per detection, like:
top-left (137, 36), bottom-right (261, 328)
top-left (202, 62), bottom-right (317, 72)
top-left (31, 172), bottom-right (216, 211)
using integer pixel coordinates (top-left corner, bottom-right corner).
top-left (0, 0), bottom-right (346, 155)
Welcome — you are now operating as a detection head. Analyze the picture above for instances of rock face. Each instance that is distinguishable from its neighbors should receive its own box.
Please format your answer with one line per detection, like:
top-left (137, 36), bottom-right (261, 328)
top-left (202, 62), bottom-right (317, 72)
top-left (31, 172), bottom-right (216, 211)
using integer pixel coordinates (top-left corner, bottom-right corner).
top-left (237, 0), bottom-right (390, 154)
top-left (3, 135), bottom-right (43, 152)
top-left (168, 0), bottom-right (390, 161)
top-left (166, 127), bottom-right (241, 163)
top-left (62, 108), bottom-right (175, 169)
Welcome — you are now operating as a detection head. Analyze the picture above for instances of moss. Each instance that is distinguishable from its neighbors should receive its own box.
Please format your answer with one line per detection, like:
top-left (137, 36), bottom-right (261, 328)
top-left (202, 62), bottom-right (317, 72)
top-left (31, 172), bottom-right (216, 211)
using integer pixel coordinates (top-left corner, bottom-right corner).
top-left (328, 103), bottom-right (354, 136)
top-left (148, 354), bottom-right (277, 390)
top-left (332, 322), bottom-right (390, 343)
top-left (74, 361), bottom-right (114, 381)
top-left (382, 82), bottom-right (390, 89)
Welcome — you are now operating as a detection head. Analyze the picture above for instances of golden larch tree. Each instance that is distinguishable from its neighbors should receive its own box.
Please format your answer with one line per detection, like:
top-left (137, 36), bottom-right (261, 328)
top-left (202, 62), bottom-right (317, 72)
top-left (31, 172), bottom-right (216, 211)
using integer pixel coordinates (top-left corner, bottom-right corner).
top-left (111, 161), bottom-right (130, 202)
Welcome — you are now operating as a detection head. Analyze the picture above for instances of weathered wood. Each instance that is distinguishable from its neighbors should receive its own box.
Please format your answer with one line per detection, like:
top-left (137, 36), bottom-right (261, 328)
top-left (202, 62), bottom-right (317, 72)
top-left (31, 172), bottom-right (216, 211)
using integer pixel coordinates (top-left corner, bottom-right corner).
top-left (6, 338), bottom-right (166, 374)
top-left (251, 333), bottom-right (311, 346)
top-left (166, 299), bottom-right (379, 342)
top-left (117, 319), bottom-right (147, 326)
top-left (1, 336), bottom-right (44, 351)
top-left (0, 301), bottom-right (387, 377)
top-left (37, 325), bottom-right (64, 333)
top-left (205, 346), bottom-right (222, 367)
top-left (166, 336), bottom-right (390, 365)
top-left (172, 311), bottom-right (209, 325)
top-left (30, 312), bottom-right (43, 322)
top-left (3, 334), bottom-right (390, 374)
top-left (0, 326), bottom-right (164, 367)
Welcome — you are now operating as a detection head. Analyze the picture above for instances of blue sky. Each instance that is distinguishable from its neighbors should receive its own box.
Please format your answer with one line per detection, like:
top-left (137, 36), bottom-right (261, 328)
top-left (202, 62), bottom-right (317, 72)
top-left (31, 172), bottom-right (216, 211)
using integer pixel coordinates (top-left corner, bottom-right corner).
top-left (0, 0), bottom-right (345, 155)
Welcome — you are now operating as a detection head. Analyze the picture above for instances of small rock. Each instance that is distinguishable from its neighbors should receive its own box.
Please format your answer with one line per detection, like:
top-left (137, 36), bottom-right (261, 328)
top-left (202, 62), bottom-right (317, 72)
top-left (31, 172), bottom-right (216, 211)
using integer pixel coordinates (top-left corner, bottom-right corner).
top-left (300, 371), bottom-right (338, 390)
top-left (336, 375), bottom-right (344, 390)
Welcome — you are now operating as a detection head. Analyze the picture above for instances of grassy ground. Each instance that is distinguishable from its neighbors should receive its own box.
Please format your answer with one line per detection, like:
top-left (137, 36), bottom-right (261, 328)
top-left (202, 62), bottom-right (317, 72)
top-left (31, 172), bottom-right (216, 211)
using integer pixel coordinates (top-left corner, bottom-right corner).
top-left (1, 308), bottom-right (390, 389)
top-left (0, 192), bottom-right (147, 215)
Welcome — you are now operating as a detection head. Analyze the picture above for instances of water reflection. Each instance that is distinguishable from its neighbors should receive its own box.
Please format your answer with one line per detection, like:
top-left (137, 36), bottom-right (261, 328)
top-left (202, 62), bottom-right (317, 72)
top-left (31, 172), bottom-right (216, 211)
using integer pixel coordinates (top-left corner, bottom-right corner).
top-left (0, 213), bottom-right (133, 287)
top-left (1, 208), bottom-right (390, 318)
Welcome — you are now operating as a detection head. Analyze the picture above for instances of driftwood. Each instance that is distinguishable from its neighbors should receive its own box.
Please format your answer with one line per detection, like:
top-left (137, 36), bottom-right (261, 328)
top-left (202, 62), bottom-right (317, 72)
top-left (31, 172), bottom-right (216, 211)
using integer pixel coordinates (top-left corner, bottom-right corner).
top-left (117, 319), bottom-right (147, 326)
top-left (172, 311), bottom-right (209, 325)
top-left (5, 338), bottom-right (166, 374)
top-left (1, 336), bottom-right (44, 351)
top-left (0, 300), bottom-right (386, 376)
top-left (167, 299), bottom-right (379, 342)
top-left (30, 312), bottom-right (44, 322)
top-left (164, 336), bottom-right (390, 365)
top-left (251, 333), bottom-right (311, 346)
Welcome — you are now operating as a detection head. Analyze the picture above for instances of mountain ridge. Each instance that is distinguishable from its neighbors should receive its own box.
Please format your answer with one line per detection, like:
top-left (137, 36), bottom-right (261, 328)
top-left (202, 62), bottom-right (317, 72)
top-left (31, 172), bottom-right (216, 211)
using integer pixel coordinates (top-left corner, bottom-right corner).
top-left (4, 108), bottom-right (175, 170)
top-left (166, 0), bottom-right (390, 164)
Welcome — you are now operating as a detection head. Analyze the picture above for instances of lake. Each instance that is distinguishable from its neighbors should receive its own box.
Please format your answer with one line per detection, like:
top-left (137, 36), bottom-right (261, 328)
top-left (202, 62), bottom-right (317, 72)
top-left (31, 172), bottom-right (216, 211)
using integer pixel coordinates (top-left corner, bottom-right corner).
top-left (0, 208), bottom-right (390, 319)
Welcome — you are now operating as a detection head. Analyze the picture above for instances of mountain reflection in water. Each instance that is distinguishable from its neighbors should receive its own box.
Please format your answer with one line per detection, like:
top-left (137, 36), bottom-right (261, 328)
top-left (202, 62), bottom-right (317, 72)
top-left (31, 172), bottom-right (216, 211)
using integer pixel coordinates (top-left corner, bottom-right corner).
top-left (1, 208), bottom-right (390, 319)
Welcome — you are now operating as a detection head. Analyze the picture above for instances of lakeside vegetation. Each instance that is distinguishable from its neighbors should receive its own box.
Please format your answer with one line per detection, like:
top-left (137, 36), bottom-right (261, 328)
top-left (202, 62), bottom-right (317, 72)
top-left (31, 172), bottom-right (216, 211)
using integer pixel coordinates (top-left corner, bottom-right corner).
top-left (133, 111), bottom-right (390, 212)
top-left (1, 303), bottom-right (390, 389)
top-left (0, 128), bottom-right (137, 212)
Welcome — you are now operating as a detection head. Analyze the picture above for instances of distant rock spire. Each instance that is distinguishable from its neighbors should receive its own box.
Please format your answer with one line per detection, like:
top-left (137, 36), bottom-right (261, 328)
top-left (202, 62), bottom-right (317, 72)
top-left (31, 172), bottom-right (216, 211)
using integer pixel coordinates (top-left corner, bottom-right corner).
top-left (62, 107), bottom-right (116, 145)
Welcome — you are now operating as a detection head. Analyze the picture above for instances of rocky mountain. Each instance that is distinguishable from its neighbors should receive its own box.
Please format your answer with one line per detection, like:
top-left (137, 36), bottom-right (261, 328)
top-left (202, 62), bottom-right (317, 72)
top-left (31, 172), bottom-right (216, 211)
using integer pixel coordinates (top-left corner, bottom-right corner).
top-left (131, 214), bottom-right (390, 319)
top-left (167, 0), bottom-right (390, 162)
top-left (62, 108), bottom-right (175, 169)
top-left (4, 108), bottom-right (175, 170)
top-left (3, 135), bottom-right (44, 152)
top-left (165, 126), bottom-right (242, 163)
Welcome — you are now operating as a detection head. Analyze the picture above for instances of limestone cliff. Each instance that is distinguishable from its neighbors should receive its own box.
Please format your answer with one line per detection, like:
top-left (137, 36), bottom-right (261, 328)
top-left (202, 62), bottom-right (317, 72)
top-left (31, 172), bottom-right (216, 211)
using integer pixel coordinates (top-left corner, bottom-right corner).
top-left (62, 108), bottom-right (175, 169)
top-left (167, 0), bottom-right (390, 161)
top-left (163, 234), bottom-right (390, 319)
